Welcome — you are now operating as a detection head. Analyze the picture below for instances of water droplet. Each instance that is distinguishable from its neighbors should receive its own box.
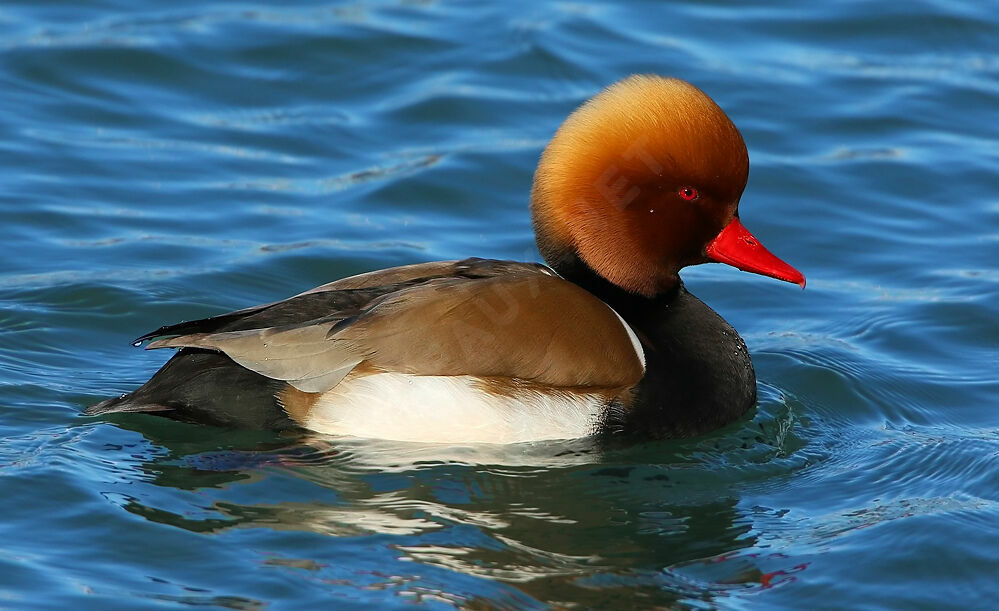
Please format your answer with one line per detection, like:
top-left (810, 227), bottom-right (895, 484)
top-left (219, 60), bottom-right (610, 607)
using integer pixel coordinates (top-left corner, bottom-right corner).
top-left (132, 340), bottom-right (143, 347)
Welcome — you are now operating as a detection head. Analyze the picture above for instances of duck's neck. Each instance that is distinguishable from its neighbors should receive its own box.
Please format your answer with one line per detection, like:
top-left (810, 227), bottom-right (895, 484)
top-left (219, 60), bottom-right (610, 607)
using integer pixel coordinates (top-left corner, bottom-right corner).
top-left (547, 250), bottom-right (757, 439)
top-left (545, 250), bottom-right (679, 319)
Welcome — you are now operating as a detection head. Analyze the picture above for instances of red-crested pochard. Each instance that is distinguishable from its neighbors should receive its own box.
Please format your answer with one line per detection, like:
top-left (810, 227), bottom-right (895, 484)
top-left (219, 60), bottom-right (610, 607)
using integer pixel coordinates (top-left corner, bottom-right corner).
top-left (88, 75), bottom-right (804, 443)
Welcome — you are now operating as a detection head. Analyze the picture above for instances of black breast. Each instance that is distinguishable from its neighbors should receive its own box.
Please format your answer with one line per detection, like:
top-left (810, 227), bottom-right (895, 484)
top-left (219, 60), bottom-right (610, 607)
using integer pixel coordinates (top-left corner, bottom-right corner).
top-left (548, 252), bottom-right (756, 439)
top-left (613, 286), bottom-right (757, 438)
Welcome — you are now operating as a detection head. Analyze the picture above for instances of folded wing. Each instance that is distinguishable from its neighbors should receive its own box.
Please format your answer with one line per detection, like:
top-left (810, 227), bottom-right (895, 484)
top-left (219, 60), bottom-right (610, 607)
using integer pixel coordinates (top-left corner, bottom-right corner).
top-left (141, 258), bottom-right (645, 394)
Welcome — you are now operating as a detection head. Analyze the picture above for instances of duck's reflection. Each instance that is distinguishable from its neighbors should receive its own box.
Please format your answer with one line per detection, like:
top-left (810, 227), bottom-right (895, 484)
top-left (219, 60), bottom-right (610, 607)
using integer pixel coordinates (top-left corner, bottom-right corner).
top-left (105, 414), bottom-right (797, 605)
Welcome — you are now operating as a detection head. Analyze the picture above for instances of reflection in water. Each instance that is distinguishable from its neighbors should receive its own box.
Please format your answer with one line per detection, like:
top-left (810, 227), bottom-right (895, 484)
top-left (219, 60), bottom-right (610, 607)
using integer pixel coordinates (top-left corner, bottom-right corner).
top-left (96, 409), bottom-right (810, 605)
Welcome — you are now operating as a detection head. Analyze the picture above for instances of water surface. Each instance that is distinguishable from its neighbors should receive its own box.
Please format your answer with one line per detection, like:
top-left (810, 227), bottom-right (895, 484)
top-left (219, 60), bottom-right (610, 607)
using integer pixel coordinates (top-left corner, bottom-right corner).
top-left (1, 1), bottom-right (997, 608)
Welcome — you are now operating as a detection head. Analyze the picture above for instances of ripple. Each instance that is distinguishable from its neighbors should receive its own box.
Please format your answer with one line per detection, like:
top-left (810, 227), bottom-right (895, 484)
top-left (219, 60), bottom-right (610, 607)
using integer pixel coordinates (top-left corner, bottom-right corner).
top-left (188, 105), bottom-right (355, 130)
top-left (214, 153), bottom-right (442, 194)
top-left (21, 127), bottom-right (300, 163)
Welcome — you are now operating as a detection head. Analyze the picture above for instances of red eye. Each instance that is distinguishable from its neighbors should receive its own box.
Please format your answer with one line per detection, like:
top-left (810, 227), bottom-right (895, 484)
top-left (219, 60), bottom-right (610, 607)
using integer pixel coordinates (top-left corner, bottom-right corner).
top-left (679, 186), bottom-right (699, 201)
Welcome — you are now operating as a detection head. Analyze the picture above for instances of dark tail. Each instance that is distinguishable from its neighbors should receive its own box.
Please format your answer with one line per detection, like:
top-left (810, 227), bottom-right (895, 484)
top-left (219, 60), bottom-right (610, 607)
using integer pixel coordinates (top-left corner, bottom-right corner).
top-left (85, 393), bottom-right (172, 416)
top-left (86, 349), bottom-right (296, 430)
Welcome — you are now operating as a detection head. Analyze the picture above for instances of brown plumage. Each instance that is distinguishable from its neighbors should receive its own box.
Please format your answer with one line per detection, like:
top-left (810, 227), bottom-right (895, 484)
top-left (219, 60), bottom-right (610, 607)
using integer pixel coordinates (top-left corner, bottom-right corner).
top-left (144, 260), bottom-right (643, 393)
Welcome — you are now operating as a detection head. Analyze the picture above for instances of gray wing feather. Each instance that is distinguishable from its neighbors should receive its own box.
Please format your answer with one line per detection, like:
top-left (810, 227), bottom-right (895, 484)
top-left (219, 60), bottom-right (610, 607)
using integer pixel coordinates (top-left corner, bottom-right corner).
top-left (148, 323), bottom-right (365, 393)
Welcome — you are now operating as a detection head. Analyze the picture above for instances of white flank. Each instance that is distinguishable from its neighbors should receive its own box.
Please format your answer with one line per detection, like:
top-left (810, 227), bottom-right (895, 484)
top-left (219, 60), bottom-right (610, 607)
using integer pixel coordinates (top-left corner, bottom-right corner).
top-left (303, 373), bottom-right (606, 444)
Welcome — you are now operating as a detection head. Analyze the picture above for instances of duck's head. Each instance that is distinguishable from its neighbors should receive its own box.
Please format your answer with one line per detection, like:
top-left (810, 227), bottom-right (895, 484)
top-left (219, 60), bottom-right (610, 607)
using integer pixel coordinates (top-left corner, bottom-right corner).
top-left (530, 75), bottom-right (805, 297)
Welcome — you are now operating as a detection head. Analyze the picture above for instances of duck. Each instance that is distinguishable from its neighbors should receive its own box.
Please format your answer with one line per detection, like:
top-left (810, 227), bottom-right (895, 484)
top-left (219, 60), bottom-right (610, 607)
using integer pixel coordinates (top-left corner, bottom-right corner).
top-left (87, 75), bottom-right (805, 444)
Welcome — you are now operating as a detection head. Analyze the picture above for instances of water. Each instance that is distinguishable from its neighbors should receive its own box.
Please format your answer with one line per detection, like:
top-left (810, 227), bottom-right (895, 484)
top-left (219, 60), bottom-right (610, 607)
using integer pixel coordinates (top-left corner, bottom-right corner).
top-left (1, 0), bottom-right (997, 608)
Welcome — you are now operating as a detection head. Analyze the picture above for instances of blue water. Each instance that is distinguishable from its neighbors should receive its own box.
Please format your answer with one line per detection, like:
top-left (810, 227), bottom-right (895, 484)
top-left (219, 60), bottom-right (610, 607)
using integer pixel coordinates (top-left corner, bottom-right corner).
top-left (2, 1), bottom-right (997, 608)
